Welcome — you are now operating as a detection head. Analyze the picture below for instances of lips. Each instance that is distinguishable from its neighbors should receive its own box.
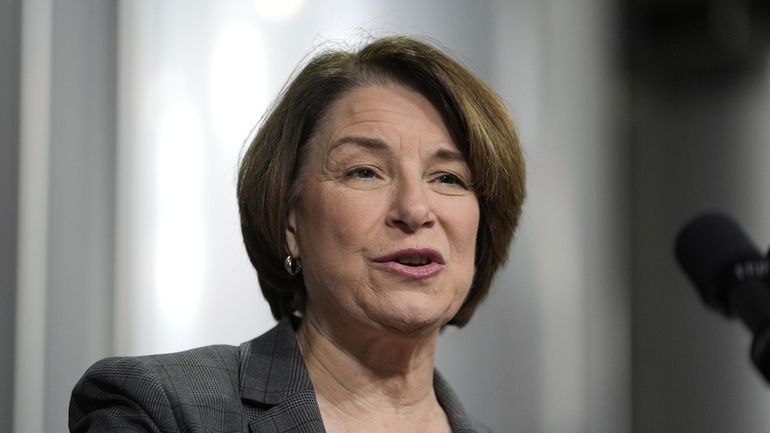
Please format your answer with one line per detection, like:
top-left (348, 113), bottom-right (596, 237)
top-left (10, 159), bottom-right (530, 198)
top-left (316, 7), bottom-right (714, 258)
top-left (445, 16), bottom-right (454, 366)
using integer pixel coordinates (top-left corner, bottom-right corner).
top-left (372, 248), bottom-right (445, 279)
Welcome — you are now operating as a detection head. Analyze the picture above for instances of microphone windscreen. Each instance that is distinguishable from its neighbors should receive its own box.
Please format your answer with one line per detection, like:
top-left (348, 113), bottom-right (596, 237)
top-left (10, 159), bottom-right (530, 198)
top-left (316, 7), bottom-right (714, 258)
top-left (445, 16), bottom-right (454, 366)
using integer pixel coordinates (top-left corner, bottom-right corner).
top-left (674, 213), bottom-right (762, 315)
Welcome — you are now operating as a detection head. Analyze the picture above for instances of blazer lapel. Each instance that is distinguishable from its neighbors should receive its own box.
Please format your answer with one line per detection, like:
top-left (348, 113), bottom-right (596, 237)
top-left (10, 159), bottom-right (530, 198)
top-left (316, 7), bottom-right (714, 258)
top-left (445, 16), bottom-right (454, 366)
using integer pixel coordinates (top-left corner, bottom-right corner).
top-left (239, 318), bottom-right (326, 433)
top-left (237, 318), bottom-right (485, 432)
top-left (435, 370), bottom-right (487, 433)
top-left (246, 389), bottom-right (325, 433)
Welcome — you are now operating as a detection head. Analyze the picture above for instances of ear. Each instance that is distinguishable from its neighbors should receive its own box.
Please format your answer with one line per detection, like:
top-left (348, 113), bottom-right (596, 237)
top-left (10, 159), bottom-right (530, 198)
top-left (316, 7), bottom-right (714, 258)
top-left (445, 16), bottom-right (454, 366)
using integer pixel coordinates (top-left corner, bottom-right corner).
top-left (285, 206), bottom-right (300, 258)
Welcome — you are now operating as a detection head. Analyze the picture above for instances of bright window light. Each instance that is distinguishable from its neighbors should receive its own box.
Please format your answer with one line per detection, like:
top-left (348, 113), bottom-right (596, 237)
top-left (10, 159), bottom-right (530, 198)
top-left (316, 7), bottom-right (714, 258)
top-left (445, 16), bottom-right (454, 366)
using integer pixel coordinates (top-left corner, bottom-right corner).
top-left (253, 0), bottom-right (304, 21)
top-left (153, 86), bottom-right (205, 326)
top-left (209, 23), bottom-right (267, 147)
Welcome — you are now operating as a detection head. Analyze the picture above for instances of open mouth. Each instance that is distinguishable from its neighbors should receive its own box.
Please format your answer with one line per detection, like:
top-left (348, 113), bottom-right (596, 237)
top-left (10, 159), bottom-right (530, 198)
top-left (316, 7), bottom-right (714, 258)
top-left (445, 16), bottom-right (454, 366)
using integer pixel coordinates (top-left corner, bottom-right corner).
top-left (374, 248), bottom-right (445, 266)
top-left (372, 248), bottom-right (445, 279)
top-left (395, 256), bottom-right (432, 266)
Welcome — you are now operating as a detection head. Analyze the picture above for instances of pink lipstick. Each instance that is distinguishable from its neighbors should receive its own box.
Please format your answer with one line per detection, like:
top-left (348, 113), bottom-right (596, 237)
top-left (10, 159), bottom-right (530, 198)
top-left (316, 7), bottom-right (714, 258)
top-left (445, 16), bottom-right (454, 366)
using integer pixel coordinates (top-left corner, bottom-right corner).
top-left (372, 248), bottom-right (445, 279)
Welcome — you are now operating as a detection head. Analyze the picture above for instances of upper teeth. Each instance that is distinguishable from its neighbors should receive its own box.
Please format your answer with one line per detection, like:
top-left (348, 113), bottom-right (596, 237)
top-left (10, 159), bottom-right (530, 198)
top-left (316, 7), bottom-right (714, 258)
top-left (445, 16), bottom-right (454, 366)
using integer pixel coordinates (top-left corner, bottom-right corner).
top-left (397, 257), bottom-right (429, 265)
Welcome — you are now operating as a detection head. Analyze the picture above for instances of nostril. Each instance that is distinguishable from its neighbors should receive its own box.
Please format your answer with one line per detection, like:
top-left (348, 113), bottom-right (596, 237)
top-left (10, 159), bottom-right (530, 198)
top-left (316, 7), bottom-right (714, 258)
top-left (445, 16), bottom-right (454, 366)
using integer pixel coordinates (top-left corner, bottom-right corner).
top-left (387, 183), bottom-right (435, 232)
top-left (391, 216), bottom-right (433, 233)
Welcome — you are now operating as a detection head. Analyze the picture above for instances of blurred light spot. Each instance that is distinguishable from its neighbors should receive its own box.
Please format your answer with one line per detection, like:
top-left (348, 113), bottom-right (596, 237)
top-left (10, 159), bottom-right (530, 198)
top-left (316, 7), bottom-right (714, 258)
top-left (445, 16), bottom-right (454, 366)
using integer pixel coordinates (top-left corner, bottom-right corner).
top-left (253, 0), bottom-right (304, 21)
top-left (209, 23), bottom-right (267, 147)
top-left (154, 81), bottom-right (205, 323)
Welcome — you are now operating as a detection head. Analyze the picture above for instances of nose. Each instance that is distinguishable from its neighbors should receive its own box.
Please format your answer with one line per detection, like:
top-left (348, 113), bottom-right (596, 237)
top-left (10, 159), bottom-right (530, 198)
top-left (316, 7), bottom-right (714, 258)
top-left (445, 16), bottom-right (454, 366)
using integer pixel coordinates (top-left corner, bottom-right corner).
top-left (387, 176), bottom-right (435, 233)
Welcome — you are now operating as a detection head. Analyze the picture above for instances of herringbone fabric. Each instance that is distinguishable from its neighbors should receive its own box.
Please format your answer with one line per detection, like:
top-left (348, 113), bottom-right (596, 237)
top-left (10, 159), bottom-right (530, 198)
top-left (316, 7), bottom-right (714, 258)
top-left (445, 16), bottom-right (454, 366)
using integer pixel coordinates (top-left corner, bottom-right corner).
top-left (69, 318), bottom-right (491, 432)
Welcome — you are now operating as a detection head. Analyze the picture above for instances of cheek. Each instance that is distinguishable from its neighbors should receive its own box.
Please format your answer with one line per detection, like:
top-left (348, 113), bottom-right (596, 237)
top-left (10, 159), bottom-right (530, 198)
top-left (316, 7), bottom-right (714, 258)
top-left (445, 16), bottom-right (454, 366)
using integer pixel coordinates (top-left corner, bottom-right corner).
top-left (454, 205), bottom-right (480, 304)
top-left (297, 187), bottom-right (385, 259)
top-left (295, 189), bottom-right (386, 305)
top-left (447, 199), bottom-right (481, 264)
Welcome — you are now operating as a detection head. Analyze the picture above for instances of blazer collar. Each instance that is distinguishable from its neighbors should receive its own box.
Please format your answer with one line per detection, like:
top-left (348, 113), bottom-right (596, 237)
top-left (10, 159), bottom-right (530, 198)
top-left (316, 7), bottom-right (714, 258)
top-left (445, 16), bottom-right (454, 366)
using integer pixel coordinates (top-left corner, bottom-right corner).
top-left (238, 317), bottom-right (486, 433)
top-left (239, 317), bottom-right (326, 432)
top-left (434, 370), bottom-right (487, 433)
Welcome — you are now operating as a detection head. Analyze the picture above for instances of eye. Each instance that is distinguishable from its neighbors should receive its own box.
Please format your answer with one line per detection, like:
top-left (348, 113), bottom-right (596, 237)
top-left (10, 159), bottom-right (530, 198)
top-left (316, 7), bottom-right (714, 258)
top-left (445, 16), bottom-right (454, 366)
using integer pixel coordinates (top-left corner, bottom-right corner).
top-left (435, 173), bottom-right (468, 188)
top-left (346, 166), bottom-right (379, 180)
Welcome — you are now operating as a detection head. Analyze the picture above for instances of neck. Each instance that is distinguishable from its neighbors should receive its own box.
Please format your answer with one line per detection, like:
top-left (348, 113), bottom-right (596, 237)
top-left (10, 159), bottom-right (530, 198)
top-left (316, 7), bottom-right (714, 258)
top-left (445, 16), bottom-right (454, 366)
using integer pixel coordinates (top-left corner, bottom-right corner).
top-left (296, 310), bottom-right (450, 432)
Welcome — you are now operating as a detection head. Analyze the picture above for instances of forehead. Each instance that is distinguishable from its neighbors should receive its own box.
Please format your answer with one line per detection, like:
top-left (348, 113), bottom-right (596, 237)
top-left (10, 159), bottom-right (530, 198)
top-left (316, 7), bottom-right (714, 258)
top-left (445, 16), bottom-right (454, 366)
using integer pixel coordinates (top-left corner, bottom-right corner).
top-left (317, 84), bottom-right (454, 146)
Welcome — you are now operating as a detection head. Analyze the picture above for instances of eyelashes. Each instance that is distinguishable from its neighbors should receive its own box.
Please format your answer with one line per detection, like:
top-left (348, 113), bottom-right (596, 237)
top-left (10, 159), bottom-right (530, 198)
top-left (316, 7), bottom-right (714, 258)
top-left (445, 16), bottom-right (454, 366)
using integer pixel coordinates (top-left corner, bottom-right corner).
top-left (343, 165), bottom-right (472, 191)
top-left (435, 173), bottom-right (469, 189)
top-left (345, 166), bottom-right (380, 180)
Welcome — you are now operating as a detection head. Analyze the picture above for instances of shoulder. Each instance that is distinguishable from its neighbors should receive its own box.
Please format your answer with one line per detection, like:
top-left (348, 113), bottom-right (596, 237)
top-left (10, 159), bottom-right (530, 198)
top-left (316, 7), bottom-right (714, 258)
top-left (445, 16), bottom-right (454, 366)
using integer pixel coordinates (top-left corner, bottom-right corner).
top-left (69, 344), bottom-right (243, 433)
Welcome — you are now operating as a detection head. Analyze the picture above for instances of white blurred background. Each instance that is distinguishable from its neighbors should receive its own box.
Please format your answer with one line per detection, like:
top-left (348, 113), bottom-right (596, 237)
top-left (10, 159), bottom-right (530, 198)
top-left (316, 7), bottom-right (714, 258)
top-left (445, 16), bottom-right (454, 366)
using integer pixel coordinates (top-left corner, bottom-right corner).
top-left (1, 0), bottom-right (769, 432)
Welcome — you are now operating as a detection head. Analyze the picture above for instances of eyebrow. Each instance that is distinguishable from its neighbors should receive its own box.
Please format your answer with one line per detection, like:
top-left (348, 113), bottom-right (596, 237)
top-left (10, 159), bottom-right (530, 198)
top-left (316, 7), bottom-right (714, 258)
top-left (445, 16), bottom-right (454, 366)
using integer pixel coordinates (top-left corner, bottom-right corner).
top-left (329, 136), bottom-right (389, 153)
top-left (330, 135), bottom-right (466, 163)
top-left (430, 147), bottom-right (466, 164)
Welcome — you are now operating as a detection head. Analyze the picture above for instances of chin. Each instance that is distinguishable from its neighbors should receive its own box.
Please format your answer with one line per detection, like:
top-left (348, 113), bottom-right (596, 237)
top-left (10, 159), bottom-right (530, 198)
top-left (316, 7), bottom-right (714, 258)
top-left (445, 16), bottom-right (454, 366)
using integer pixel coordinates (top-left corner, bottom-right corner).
top-left (367, 295), bottom-right (459, 336)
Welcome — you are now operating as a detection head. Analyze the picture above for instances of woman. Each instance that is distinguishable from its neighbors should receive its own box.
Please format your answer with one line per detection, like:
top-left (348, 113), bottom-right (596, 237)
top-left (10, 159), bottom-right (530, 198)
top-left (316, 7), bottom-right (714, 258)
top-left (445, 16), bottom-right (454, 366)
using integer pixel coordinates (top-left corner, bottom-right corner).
top-left (70, 35), bottom-right (525, 433)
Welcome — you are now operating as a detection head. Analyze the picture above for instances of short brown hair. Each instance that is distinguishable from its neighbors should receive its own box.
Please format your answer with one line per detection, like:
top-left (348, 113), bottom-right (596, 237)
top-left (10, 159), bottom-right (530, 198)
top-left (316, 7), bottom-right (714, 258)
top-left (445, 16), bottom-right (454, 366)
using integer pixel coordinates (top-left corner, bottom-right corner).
top-left (237, 35), bottom-right (525, 327)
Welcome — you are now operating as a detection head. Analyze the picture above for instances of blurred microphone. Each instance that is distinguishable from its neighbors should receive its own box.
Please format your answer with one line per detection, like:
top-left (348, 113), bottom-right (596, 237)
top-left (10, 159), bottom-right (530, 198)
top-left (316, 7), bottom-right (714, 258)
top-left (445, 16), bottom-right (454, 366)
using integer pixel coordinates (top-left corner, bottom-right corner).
top-left (675, 213), bottom-right (770, 382)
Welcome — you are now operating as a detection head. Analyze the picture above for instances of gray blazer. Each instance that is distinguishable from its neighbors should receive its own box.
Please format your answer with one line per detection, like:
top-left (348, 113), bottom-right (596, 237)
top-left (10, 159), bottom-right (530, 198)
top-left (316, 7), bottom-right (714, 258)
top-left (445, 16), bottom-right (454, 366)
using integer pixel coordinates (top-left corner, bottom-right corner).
top-left (69, 318), bottom-right (491, 432)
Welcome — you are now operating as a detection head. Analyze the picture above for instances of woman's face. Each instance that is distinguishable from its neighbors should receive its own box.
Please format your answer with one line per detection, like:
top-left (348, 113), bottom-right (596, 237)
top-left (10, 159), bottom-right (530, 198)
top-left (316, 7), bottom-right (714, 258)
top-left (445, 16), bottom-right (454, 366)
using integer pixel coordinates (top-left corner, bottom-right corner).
top-left (287, 84), bottom-right (479, 335)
